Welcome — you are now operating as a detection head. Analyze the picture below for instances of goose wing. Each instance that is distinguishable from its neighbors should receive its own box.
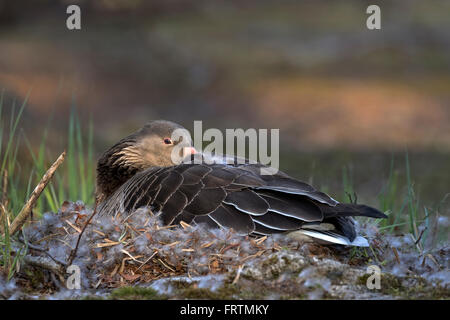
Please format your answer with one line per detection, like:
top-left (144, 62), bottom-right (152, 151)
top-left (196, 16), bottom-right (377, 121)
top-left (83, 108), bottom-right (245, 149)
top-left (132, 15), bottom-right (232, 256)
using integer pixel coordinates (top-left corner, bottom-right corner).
top-left (98, 163), bottom-right (386, 239)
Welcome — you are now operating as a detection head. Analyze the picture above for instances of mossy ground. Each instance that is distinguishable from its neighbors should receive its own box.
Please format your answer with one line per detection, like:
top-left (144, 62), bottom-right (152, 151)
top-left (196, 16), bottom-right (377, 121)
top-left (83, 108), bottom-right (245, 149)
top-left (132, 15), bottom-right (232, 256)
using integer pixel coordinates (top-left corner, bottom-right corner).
top-left (357, 273), bottom-right (450, 299)
top-left (99, 247), bottom-right (448, 300)
top-left (109, 286), bottom-right (167, 300)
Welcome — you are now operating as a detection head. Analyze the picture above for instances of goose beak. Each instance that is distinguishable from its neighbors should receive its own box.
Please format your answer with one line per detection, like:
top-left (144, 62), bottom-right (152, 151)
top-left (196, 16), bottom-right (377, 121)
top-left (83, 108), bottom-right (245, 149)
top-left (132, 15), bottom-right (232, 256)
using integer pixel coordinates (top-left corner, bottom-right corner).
top-left (182, 147), bottom-right (197, 157)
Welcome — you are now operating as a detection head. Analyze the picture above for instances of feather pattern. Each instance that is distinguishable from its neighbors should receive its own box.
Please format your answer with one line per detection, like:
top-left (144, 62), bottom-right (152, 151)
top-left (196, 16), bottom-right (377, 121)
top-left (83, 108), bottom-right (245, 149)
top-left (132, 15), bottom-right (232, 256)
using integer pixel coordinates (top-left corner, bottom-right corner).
top-left (96, 120), bottom-right (387, 247)
top-left (98, 162), bottom-right (387, 246)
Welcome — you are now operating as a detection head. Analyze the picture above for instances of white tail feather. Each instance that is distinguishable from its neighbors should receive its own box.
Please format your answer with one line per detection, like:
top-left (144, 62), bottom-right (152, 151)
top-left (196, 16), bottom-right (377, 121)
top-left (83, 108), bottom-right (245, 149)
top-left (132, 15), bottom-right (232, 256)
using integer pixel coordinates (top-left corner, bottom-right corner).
top-left (288, 229), bottom-right (370, 247)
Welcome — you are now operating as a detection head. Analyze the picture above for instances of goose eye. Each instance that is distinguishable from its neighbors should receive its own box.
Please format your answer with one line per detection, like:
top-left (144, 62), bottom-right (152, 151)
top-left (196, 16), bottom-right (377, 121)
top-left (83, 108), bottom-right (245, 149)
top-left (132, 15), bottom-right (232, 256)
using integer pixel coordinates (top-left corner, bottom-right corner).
top-left (163, 138), bottom-right (172, 145)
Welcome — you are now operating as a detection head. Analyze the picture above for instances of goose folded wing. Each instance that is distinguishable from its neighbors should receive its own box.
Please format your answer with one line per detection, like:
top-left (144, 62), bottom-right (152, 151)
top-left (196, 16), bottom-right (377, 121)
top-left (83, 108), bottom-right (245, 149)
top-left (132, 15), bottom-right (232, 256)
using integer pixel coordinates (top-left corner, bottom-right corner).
top-left (100, 163), bottom-right (384, 238)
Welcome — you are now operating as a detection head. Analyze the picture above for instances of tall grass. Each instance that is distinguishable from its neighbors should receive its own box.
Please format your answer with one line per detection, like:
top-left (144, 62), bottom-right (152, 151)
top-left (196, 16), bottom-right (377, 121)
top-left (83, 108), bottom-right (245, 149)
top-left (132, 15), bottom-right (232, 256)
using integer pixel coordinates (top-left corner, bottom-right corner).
top-left (0, 92), bottom-right (29, 217)
top-left (375, 153), bottom-right (446, 250)
top-left (0, 93), bottom-right (95, 277)
top-left (334, 149), bottom-right (447, 252)
top-left (0, 94), bottom-right (95, 218)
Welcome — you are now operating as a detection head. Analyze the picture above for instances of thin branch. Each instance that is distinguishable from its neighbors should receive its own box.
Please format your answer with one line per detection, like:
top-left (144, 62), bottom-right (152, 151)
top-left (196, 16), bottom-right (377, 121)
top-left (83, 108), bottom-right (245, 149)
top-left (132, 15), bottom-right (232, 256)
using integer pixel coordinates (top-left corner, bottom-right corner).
top-left (16, 236), bottom-right (68, 267)
top-left (22, 255), bottom-right (65, 278)
top-left (414, 226), bottom-right (427, 245)
top-left (67, 199), bottom-right (98, 266)
top-left (9, 151), bottom-right (66, 236)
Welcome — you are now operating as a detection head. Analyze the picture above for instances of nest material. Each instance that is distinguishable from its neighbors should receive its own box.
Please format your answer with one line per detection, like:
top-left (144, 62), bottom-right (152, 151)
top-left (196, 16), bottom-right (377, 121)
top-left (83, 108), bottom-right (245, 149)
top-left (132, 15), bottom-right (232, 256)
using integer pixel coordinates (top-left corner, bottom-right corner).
top-left (2, 201), bottom-right (447, 299)
top-left (20, 201), bottom-right (294, 290)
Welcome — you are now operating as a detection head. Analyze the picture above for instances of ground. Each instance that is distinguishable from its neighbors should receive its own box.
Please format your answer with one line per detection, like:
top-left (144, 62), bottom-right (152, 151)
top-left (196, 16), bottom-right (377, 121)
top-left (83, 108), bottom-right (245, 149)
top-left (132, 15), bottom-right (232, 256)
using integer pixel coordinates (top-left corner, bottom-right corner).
top-left (0, 202), bottom-right (448, 300)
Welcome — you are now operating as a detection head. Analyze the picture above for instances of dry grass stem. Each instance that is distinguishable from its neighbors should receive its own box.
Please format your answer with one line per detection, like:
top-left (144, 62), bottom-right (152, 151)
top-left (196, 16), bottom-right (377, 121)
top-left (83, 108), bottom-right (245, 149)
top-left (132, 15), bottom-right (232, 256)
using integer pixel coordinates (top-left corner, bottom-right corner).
top-left (9, 151), bottom-right (66, 236)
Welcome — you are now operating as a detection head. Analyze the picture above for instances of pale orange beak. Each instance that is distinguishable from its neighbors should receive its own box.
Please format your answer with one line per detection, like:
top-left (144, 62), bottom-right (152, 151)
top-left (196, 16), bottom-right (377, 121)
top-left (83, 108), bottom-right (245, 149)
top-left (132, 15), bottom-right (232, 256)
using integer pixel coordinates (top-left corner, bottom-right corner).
top-left (182, 147), bottom-right (197, 158)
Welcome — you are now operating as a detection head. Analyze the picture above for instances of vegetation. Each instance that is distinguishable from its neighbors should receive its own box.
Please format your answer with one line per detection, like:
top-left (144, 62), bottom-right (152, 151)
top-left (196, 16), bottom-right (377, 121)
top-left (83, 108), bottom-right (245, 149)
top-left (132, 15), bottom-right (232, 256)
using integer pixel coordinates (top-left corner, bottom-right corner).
top-left (0, 93), bottom-right (94, 279)
top-left (0, 93), bottom-right (448, 294)
top-left (110, 286), bottom-right (166, 300)
top-left (0, 92), bottom-right (95, 216)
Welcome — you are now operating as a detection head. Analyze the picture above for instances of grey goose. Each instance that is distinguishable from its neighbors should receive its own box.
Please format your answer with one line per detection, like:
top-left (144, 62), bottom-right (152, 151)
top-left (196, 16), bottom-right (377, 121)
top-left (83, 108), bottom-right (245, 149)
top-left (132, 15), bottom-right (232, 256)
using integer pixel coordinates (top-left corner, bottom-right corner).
top-left (96, 120), bottom-right (387, 247)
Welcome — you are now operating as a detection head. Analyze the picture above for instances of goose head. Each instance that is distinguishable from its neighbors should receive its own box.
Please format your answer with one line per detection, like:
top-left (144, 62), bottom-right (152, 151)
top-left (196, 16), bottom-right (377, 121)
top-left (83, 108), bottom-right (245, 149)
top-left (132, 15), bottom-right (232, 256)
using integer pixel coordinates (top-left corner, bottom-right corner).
top-left (96, 120), bottom-right (196, 202)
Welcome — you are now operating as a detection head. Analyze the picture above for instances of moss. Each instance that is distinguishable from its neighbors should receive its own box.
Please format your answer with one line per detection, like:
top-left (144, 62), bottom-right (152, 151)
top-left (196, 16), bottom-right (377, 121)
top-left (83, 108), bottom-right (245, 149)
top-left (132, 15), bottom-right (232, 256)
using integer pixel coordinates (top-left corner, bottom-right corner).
top-left (381, 273), bottom-right (404, 295)
top-left (386, 275), bottom-right (450, 299)
top-left (168, 277), bottom-right (272, 299)
top-left (24, 268), bottom-right (46, 289)
top-left (357, 272), bottom-right (403, 292)
top-left (109, 286), bottom-right (167, 300)
top-left (167, 279), bottom-right (193, 290)
top-left (326, 270), bottom-right (344, 282)
top-left (82, 295), bottom-right (105, 300)
top-left (178, 285), bottom-right (236, 299)
top-left (262, 255), bottom-right (280, 268)
top-left (358, 272), bottom-right (450, 299)
top-left (236, 287), bottom-right (269, 300)
top-left (279, 293), bottom-right (307, 300)
top-left (356, 273), bottom-right (371, 286)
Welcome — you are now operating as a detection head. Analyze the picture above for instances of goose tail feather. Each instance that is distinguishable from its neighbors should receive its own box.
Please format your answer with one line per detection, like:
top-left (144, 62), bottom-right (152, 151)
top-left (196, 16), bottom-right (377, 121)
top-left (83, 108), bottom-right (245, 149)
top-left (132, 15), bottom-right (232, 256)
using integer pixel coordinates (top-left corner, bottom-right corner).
top-left (288, 229), bottom-right (370, 247)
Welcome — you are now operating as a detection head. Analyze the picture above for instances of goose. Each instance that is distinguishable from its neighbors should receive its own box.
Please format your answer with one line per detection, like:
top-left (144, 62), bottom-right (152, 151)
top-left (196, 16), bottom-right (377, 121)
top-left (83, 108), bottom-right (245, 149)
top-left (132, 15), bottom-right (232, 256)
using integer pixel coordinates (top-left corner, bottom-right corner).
top-left (96, 120), bottom-right (387, 247)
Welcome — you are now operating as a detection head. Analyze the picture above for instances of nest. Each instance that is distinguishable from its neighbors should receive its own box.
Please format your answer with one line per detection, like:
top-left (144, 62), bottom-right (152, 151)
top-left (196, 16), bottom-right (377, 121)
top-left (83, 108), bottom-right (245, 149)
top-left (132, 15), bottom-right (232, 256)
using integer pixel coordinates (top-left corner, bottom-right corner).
top-left (18, 201), bottom-right (297, 292)
top-left (4, 204), bottom-right (447, 299)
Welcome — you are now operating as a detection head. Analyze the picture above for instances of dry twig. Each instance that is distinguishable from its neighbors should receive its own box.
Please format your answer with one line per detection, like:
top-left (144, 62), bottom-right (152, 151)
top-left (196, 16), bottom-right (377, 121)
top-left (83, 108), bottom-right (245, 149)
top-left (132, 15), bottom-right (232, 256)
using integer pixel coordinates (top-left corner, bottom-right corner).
top-left (22, 255), bottom-right (65, 281)
top-left (67, 200), bottom-right (98, 266)
top-left (9, 151), bottom-right (66, 236)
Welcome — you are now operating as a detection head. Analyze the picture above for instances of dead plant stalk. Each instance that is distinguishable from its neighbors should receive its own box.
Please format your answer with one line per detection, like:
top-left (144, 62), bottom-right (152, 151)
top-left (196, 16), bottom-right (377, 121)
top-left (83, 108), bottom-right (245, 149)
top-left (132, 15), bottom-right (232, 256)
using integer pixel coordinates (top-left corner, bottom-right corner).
top-left (9, 151), bottom-right (66, 236)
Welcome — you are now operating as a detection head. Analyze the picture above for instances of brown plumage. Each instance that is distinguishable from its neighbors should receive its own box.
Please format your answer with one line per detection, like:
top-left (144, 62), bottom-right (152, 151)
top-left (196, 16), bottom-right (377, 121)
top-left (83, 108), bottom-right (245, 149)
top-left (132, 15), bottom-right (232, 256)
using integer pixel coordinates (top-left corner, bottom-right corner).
top-left (96, 120), bottom-right (387, 246)
top-left (96, 121), bottom-right (187, 203)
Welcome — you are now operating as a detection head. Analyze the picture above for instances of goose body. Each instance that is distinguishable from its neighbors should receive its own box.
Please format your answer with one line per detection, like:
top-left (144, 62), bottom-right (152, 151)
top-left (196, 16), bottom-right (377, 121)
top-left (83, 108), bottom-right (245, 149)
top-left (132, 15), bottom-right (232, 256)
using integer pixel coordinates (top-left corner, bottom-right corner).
top-left (96, 121), bottom-right (387, 247)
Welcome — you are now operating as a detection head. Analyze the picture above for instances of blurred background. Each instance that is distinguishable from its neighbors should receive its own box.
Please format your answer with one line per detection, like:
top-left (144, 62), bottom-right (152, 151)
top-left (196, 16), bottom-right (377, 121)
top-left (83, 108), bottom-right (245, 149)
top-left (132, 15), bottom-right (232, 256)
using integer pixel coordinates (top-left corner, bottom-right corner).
top-left (0, 0), bottom-right (449, 217)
